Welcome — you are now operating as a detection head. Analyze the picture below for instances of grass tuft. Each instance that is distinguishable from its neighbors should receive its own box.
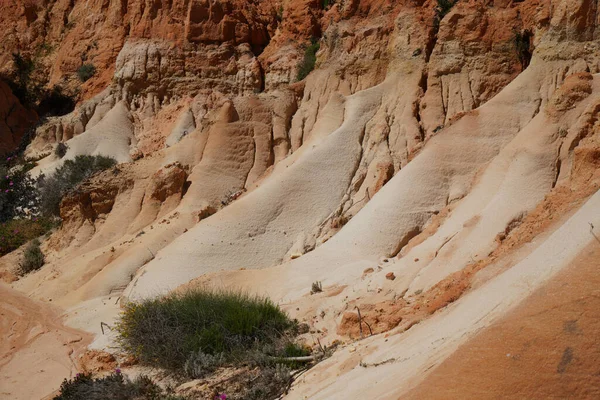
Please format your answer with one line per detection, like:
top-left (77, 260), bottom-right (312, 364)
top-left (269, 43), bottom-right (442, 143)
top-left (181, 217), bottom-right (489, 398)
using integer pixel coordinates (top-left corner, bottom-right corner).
top-left (115, 288), bottom-right (296, 373)
top-left (296, 39), bottom-right (320, 81)
top-left (18, 238), bottom-right (44, 275)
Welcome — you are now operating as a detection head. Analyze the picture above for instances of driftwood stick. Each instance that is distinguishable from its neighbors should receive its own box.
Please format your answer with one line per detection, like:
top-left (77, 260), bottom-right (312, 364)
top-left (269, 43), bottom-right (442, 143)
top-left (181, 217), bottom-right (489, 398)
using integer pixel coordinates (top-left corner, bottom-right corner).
top-left (269, 354), bottom-right (322, 362)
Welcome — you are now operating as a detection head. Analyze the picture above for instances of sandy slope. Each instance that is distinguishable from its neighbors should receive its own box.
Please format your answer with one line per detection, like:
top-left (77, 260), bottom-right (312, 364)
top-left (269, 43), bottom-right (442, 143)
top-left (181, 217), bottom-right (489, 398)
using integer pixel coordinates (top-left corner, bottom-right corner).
top-left (2, 0), bottom-right (600, 397)
top-left (284, 188), bottom-right (600, 399)
top-left (406, 241), bottom-right (600, 399)
top-left (0, 284), bottom-right (91, 400)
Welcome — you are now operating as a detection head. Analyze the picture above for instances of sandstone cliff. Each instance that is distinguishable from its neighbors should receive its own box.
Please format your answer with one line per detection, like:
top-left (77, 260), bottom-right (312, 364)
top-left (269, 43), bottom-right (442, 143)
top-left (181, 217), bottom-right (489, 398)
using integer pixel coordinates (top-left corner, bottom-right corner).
top-left (1, 0), bottom-right (600, 399)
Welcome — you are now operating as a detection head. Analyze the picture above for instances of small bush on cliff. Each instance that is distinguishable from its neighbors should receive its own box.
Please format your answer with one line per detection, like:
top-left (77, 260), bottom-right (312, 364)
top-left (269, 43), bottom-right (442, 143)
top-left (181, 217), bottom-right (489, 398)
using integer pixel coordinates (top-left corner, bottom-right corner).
top-left (297, 39), bottom-right (320, 81)
top-left (55, 142), bottom-right (68, 159)
top-left (0, 159), bottom-right (40, 222)
top-left (434, 0), bottom-right (457, 27)
top-left (2, 53), bottom-right (76, 116)
top-left (53, 371), bottom-right (187, 400)
top-left (77, 64), bottom-right (96, 82)
top-left (18, 238), bottom-right (44, 275)
top-left (38, 155), bottom-right (116, 216)
top-left (513, 29), bottom-right (533, 69)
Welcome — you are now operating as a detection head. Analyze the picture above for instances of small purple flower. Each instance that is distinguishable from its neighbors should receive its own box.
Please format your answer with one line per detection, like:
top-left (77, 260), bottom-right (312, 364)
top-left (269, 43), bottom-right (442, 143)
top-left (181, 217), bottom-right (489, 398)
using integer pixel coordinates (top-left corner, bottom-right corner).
top-left (115, 368), bottom-right (121, 374)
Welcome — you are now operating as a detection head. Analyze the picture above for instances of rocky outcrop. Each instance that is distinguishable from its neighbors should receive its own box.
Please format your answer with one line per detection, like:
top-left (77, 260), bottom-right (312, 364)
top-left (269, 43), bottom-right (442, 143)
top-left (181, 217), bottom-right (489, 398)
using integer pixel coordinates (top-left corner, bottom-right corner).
top-left (0, 81), bottom-right (37, 155)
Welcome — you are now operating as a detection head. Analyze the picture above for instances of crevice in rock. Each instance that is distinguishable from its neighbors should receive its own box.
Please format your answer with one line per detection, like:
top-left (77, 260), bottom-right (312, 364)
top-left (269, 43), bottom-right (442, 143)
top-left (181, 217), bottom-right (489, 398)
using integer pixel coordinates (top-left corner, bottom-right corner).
top-left (389, 226), bottom-right (422, 258)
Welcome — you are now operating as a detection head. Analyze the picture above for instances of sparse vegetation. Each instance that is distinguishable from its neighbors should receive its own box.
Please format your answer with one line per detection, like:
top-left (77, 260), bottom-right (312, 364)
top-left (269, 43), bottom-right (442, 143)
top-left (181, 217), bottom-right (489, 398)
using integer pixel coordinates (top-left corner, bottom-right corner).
top-left (19, 238), bottom-right (44, 275)
top-left (513, 29), bottom-right (533, 69)
top-left (311, 281), bottom-right (323, 294)
top-left (297, 38), bottom-right (320, 81)
top-left (0, 217), bottom-right (55, 256)
top-left (0, 158), bottom-right (40, 222)
top-left (0, 154), bottom-right (114, 258)
top-left (116, 288), bottom-right (313, 399)
top-left (434, 0), bottom-right (457, 28)
top-left (2, 52), bottom-right (75, 116)
top-left (38, 155), bottom-right (117, 216)
top-left (229, 364), bottom-right (293, 400)
top-left (53, 371), bottom-right (187, 400)
top-left (77, 63), bottom-right (96, 82)
top-left (55, 142), bottom-right (68, 159)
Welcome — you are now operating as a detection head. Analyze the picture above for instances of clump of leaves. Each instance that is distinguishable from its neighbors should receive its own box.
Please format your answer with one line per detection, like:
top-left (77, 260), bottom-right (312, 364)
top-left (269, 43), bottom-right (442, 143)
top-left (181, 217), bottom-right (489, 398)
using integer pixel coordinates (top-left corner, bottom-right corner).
top-left (297, 38), bottom-right (320, 81)
top-left (53, 371), bottom-right (187, 400)
top-left (55, 142), bottom-right (68, 159)
top-left (19, 238), bottom-right (44, 275)
top-left (0, 158), bottom-right (40, 222)
top-left (77, 64), bottom-right (96, 82)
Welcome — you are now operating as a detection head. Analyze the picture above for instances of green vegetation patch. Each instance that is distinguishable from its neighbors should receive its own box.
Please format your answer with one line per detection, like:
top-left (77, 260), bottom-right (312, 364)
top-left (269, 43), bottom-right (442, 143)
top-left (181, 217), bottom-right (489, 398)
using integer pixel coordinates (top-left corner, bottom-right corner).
top-left (38, 155), bottom-right (117, 216)
top-left (116, 288), bottom-right (297, 372)
top-left (53, 371), bottom-right (187, 400)
top-left (297, 39), bottom-right (321, 81)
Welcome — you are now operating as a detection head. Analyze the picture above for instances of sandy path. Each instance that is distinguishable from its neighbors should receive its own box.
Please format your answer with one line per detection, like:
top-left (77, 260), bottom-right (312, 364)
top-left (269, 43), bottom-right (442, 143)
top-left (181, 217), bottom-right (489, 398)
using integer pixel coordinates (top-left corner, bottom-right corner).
top-left (0, 284), bottom-right (92, 400)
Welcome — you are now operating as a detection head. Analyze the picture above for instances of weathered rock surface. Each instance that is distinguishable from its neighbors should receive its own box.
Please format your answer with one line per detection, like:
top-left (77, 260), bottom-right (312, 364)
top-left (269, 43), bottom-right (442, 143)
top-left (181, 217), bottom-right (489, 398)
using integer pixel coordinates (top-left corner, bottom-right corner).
top-left (0, 81), bottom-right (37, 155)
top-left (3, 0), bottom-right (600, 399)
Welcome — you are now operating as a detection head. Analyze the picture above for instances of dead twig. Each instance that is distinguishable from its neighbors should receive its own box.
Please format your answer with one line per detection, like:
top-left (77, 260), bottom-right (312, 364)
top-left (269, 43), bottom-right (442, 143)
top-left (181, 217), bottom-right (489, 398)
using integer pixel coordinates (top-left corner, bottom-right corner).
top-left (355, 306), bottom-right (364, 339)
top-left (100, 321), bottom-right (112, 335)
top-left (590, 222), bottom-right (600, 244)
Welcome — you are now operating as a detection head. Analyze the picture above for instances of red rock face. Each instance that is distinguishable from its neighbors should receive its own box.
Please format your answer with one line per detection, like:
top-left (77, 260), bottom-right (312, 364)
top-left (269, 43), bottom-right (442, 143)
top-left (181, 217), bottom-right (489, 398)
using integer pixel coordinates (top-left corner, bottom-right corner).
top-left (0, 81), bottom-right (37, 155)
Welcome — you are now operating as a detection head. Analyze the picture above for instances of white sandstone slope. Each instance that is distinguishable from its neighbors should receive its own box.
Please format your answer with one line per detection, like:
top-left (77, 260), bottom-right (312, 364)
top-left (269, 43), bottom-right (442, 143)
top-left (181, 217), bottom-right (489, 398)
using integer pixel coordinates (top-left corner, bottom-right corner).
top-left (285, 188), bottom-right (600, 399)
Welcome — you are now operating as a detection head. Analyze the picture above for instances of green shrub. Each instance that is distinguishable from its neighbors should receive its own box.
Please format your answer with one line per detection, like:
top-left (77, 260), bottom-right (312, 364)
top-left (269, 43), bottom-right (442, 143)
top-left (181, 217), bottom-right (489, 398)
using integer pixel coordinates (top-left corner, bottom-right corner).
top-left (2, 53), bottom-right (75, 116)
top-left (434, 0), bottom-right (457, 27)
top-left (77, 64), bottom-right (96, 82)
top-left (297, 39), bottom-right (320, 81)
top-left (53, 371), bottom-right (187, 400)
top-left (55, 143), bottom-right (68, 159)
top-left (38, 155), bottom-right (116, 216)
top-left (19, 238), bottom-right (44, 275)
top-left (513, 29), bottom-right (533, 69)
top-left (0, 159), bottom-right (40, 222)
top-left (184, 350), bottom-right (224, 379)
top-left (116, 289), bottom-right (296, 373)
top-left (0, 217), bottom-right (55, 256)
